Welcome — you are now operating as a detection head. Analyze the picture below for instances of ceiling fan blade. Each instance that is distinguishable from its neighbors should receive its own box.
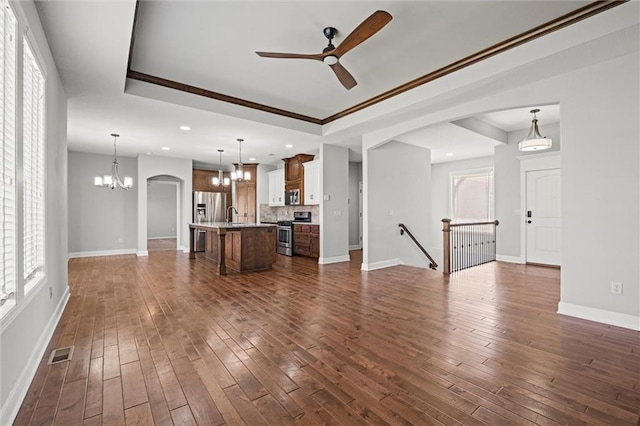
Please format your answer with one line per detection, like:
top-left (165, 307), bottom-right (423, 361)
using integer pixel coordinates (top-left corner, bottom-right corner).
top-left (333, 10), bottom-right (392, 57)
top-left (329, 62), bottom-right (357, 90)
top-left (255, 51), bottom-right (323, 61)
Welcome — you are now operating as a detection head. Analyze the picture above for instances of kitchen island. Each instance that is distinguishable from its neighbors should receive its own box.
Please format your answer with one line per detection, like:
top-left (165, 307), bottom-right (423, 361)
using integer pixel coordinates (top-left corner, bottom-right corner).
top-left (189, 222), bottom-right (277, 275)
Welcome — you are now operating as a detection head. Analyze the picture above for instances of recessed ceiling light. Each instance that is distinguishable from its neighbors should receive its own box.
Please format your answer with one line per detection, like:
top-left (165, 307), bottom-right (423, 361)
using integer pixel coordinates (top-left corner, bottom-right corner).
top-left (285, 144), bottom-right (293, 148)
top-left (162, 147), bottom-right (170, 151)
top-left (179, 125), bottom-right (190, 131)
top-left (249, 157), bottom-right (256, 161)
top-left (446, 152), bottom-right (453, 156)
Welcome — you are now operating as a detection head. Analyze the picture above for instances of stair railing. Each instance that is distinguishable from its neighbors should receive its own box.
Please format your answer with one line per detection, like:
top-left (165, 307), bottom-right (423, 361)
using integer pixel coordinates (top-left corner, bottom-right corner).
top-left (442, 218), bottom-right (499, 275)
top-left (398, 223), bottom-right (438, 270)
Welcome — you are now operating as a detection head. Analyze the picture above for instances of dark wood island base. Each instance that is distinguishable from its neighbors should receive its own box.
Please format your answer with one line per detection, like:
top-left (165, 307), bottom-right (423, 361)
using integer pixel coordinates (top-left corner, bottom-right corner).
top-left (189, 223), bottom-right (276, 275)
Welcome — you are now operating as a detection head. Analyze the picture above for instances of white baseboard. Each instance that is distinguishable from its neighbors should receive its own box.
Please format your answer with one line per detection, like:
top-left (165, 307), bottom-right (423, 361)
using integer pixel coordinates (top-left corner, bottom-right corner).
top-left (0, 287), bottom-right (70, 426)
top-left (496, 255), bottom-right (524, 264)
top-left (137, 250), bottom-right (149, 257)
top-left (147, 236), bottom-right (177, 240)
top-left (318, 255), bottom-right (351, 265)
top-left (180, 246), bottom-right (189, 253)
top-left (349, 245), bottom-right (361, 250)
top-left (361, 258), bottom-right (404, 271)
top-left (557, 302), bottom-right (640, 331)
top-left (68, 249), bottom-right (136, 258)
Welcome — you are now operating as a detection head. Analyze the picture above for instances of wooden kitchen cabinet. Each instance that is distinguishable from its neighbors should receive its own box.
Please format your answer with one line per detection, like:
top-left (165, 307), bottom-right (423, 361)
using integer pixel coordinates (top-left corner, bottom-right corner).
top-left (293, 223), bottom-right (319, 258)
top-left (233, 164), bottom-right (257, 223)
top-left (283, 154), bottom-right (314, 203)
top-left (193, 169), bottom-right (232, 193)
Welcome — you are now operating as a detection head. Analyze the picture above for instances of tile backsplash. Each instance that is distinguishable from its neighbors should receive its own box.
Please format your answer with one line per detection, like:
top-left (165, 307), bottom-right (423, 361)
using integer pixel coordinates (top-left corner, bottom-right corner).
top-left (260, 204), bottom-right (320, 224)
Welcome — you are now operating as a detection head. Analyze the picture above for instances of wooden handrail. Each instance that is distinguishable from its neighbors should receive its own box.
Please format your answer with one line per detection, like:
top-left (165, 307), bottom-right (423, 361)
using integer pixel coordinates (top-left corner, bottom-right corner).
top-left (449, 220), bottom-right (500, 227)
top-left (398, 223), bottom-right (438, 270)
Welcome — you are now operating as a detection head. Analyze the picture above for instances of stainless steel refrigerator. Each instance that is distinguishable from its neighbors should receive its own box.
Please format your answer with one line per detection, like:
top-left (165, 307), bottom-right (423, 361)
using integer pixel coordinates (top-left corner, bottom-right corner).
top-left (193, 191), bottom-right (227, 252)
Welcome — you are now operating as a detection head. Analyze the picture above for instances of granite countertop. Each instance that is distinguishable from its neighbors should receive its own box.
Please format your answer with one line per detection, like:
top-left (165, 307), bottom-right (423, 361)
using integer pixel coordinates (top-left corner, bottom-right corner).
top-left (190, 222), bottom-right (277, 229)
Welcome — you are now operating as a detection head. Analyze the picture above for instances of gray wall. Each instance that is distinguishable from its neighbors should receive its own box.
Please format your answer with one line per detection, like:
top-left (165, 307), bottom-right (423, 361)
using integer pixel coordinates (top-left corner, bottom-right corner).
top-left (320, 144), bottom-right (350, 262)
top-left (348, 162), bottom-right (362, 248)
top-left (147, 182), bottom-right (177, 238)
top-left (0, 1), bottom-right (69, 422)
top-left (67, 151), bottom-right (138, 254)
top-left (365, 141), bottom-right (431, 269)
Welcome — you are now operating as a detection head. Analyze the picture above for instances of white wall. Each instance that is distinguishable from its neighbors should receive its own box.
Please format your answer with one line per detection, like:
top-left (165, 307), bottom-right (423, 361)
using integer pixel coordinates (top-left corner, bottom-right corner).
top-left (68, 151), bottom-right (137, 255)
top-left (364, 141), bottom-right (432, 270)
top-left (348, 162), bottom-right (362, 248)
top-left (137, 155), bottom-right (192, 255)
top-left (430, 156), bottom-right (494, 268)
top-left (147, 181), bottom-right (177, 238)
top-left (0, 1), bottom-right (68, 423)
top-left (319, 144), bottom-right (350, 263)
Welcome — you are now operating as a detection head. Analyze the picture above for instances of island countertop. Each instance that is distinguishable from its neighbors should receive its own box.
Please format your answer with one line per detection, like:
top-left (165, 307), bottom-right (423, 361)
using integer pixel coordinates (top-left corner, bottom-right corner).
top-left (190, 221), bottom-right (277, 229)
top-left (189, 222), bottom-right (276, 275)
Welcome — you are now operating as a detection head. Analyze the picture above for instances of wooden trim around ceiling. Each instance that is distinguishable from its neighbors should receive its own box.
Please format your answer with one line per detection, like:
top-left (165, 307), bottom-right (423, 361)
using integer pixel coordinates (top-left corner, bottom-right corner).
top-left (127, 70), bottom-right (323, 125)
top-left (126, 0), bottom-right (626, 126)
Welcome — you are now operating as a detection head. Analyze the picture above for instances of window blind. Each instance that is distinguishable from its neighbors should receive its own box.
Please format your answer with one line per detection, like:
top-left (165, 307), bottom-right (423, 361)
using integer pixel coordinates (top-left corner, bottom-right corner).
top-left (451, 169), bottom-right (494, 223)
top-left (1, 0), bottom-right (16, 308)
top-left (22, 39), bottom-right (44, 288)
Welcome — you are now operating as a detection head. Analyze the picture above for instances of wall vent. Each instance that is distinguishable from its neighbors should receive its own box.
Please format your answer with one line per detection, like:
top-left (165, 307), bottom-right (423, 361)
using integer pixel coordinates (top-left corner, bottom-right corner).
top-left (47, 346), bottom-right (74, 365)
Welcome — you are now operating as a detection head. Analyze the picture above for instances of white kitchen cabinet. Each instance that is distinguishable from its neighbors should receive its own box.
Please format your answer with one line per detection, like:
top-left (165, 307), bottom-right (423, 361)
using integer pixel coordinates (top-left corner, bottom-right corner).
top-left (303, 160), bottom-right (320, 205)
top-left (268, 168), bottom-right (285, 206)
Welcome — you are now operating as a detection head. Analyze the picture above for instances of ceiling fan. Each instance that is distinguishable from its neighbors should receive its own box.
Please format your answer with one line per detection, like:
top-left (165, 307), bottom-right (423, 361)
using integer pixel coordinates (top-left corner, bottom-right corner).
top-left (255, 10), bottom-right (392, 90)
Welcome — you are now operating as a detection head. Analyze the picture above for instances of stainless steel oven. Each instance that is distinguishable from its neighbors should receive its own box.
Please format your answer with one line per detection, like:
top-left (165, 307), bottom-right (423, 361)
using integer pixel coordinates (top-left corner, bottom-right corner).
top-left (277, 221), bottom-right (293, 256)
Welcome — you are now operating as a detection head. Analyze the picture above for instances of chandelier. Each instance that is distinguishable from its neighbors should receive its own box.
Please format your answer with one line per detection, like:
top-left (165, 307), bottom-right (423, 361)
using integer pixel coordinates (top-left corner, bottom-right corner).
top-left (518, 109), bottom-right (552, 151)
top-left (94, 133), bottom-right (133, 189)
top-left (231, 138), bottom-right (251, 181)
top-left (212, 149), bottom-right (230, 187)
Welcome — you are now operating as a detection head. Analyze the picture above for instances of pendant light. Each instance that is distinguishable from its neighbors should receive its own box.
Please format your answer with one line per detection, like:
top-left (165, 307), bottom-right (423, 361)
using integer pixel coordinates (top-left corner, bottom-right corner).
top-left (518, 109), bottom-right (552, 151)
top-left (94, 133), bottom-right (133, 189)
top-left (212, 149), bottom-right (231, 187)
top-left (231, 138), bottom-right (251, 181)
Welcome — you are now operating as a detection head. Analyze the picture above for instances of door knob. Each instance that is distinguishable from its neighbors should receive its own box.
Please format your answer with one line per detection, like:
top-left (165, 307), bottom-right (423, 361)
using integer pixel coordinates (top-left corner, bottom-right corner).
top-left (527, 220), bottom-right (532, 223)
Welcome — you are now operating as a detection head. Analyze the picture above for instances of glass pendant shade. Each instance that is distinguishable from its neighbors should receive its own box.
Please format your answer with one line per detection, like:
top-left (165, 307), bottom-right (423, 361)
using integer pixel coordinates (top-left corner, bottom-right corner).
top-left (231, 138), bottom-right (249, 181)
top-left (519, 109), bottom-right (552, 152)
top-left (94, 134), bottom-right (133, 189)
top-left (212, 150), bottom-right (230, 187)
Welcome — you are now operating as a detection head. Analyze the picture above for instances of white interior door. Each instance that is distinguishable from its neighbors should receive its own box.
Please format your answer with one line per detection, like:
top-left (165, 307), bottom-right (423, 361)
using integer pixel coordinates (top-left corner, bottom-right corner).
top-left (526, 169), bottom-right (561, 265)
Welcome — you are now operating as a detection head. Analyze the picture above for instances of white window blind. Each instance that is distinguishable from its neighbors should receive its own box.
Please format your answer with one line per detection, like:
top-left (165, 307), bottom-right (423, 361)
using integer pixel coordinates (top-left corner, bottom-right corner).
top-left (1, 0), bottom-right (16, 310)
top-left (451, 169), bottom-right (494, 223)
top-left (22, 39), bottom-right (45, 288)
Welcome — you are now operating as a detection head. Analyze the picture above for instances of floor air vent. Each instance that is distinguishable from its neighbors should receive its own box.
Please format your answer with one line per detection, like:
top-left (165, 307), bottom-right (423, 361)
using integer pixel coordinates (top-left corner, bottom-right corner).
top-left (47, 346), bottom-right (74, 365)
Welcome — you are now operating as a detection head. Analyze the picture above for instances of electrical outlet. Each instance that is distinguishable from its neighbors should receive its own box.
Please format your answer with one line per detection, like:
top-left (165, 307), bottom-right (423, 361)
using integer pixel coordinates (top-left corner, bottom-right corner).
top-left (611, 281), bottom-right (623, 295)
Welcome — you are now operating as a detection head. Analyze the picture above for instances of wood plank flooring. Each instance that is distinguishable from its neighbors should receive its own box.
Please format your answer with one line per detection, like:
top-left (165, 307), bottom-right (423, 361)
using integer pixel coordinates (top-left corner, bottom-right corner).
top-left (14, 251), bottom-right (640, 425)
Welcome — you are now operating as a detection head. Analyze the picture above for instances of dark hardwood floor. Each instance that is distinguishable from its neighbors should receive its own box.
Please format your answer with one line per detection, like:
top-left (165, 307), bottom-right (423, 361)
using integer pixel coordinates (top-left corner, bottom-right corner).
top-left (14, 251), bottom-right (640, 425)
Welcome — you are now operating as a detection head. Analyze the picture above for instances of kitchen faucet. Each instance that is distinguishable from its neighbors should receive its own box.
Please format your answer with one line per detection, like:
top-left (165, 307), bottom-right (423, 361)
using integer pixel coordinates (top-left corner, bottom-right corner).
top-left (226, 206), bottom-right (238, 223)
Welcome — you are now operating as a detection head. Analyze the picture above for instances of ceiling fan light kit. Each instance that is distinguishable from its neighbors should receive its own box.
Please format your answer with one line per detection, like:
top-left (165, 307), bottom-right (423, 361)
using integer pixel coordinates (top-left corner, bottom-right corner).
top-left (256, 10), bottom-right (392, 90)
top-left (518, 108), bottom-right (553, 152)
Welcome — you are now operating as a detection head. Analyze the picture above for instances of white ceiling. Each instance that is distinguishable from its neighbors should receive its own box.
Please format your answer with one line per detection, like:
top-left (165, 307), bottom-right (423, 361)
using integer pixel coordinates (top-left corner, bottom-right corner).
top-left (33, 1), bottom-right (590, 168)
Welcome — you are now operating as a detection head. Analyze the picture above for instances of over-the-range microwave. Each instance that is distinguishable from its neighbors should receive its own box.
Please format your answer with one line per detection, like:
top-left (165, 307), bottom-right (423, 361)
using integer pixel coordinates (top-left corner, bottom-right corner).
top-left (285, 189), bottom-right (300, 205)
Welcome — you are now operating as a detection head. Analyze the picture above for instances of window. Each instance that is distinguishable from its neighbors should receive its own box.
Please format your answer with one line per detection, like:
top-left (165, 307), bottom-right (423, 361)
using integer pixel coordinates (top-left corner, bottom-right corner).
top-left (0, 0), bottom-right (16, 310)
top-left (450, 168), bottom-right (494, 222)
top-left (22, 38), bottom-right (45, 291)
